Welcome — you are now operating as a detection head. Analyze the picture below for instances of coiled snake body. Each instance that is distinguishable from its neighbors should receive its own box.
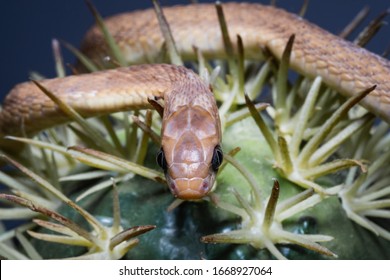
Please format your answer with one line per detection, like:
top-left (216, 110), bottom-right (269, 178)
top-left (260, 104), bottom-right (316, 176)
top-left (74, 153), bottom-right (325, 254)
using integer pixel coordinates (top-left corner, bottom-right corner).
top-left (1, 2), bottom-right (389, 199)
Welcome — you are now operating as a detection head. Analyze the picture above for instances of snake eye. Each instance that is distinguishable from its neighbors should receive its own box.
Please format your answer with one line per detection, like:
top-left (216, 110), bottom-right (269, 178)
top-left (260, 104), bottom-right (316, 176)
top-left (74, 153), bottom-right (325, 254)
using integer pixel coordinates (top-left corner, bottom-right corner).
top-left (211, 145), bottom-right (223, 171)
top-left (156, 148), bottom-right (168, 172)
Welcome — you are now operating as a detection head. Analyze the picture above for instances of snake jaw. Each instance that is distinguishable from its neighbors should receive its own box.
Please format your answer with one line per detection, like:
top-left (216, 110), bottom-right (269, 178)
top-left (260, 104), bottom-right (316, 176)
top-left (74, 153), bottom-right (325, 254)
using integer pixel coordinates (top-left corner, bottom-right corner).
top-left (165, 161), bottom-right (216, 200)
top-left (168, 177), bottom-right (214, 200)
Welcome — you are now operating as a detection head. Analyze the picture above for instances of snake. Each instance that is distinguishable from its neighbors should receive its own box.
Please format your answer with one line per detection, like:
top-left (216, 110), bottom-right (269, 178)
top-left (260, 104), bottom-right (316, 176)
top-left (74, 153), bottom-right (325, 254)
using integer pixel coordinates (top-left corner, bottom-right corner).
top-left (0, 2), bottom-right (389, 199)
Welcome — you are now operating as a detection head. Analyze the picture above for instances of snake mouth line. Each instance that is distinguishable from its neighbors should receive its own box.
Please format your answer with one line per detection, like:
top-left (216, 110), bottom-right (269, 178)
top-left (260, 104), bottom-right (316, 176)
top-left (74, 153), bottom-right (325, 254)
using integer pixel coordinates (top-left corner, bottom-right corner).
top-left (168, 176), bottom-right (213, 200)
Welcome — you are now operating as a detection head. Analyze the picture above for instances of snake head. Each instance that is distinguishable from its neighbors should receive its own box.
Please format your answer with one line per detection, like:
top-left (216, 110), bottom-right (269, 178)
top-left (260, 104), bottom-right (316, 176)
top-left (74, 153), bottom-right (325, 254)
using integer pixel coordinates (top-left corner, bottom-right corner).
top-left (158, 105), bottom-right (222, 200)
top-left (157, 143), bottom-right (223, 200)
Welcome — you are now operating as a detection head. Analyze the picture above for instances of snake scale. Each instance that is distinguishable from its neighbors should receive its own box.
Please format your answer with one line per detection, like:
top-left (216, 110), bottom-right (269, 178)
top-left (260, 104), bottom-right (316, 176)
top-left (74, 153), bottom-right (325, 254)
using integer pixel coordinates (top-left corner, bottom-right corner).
top-left (0, 2), bottom-right (389, 199)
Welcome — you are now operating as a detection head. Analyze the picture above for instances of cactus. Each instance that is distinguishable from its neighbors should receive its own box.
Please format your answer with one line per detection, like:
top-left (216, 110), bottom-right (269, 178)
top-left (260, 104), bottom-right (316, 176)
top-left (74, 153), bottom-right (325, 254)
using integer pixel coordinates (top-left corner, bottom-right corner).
top-left (0, 1), bottom-right (389, 260)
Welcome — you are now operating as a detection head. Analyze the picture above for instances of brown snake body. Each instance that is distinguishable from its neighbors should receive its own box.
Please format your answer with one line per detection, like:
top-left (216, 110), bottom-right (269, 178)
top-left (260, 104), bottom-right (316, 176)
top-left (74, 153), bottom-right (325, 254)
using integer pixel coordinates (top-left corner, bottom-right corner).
top-left (1, 2), bottom-right (389, 199)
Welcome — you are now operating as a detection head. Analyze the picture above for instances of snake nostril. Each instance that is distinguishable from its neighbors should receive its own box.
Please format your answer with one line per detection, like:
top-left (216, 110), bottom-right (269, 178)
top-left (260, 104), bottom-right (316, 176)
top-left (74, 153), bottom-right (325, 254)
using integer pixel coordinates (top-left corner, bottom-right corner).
top-left (169, 182), bottom-right (180, 197)
top-left (201, 181), bottom-right (208, 191)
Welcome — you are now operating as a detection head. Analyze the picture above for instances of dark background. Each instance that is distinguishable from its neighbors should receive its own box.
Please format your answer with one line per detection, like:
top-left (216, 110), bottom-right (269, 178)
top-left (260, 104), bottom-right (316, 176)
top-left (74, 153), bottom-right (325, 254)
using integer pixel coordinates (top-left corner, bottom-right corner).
top-left (0, 0), bottom-right (389, 101)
